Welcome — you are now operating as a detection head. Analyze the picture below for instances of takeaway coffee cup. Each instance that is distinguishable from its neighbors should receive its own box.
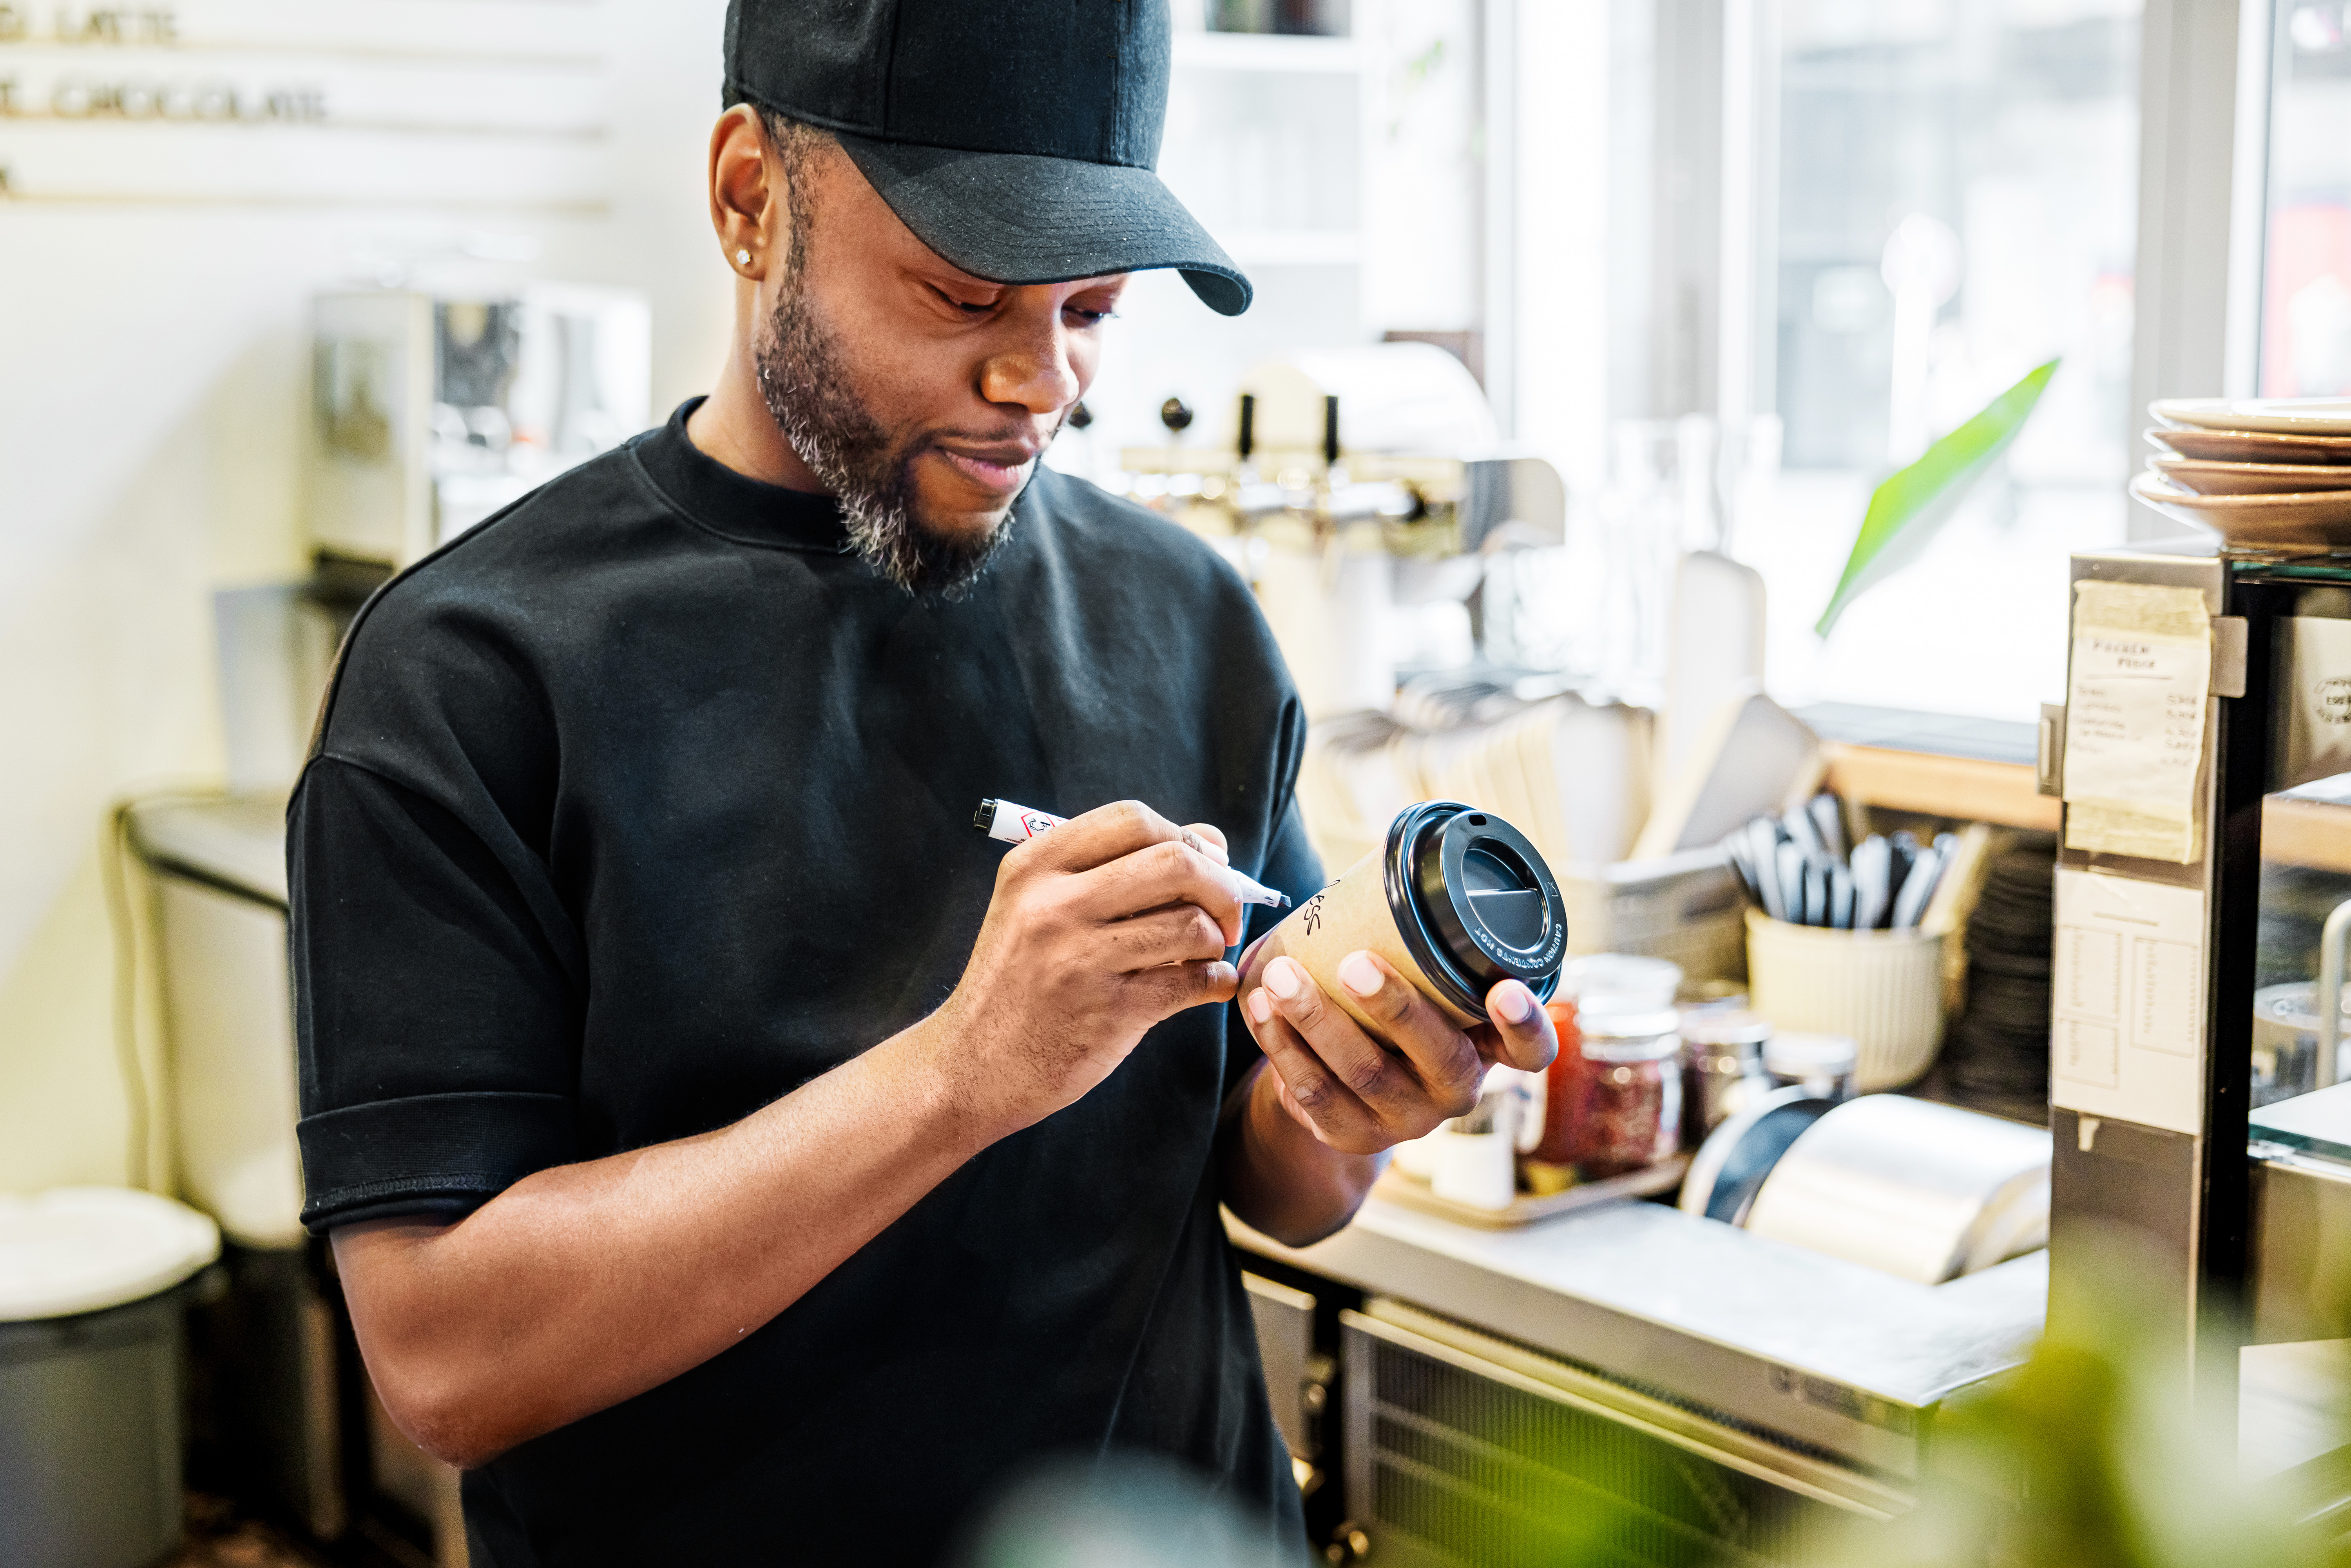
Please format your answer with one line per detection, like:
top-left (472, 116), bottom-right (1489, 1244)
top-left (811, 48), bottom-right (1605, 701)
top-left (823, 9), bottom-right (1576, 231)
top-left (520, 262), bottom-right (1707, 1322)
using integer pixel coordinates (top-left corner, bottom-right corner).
top-left (1241, 801), bottom-right (1568, 1029)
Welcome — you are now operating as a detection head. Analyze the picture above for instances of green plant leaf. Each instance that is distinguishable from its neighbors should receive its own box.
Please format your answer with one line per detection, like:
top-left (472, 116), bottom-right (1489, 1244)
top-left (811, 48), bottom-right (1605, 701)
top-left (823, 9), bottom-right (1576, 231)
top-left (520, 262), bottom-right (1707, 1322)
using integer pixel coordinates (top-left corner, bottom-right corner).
top-left (1815, 357), bottom-right (2061, 637)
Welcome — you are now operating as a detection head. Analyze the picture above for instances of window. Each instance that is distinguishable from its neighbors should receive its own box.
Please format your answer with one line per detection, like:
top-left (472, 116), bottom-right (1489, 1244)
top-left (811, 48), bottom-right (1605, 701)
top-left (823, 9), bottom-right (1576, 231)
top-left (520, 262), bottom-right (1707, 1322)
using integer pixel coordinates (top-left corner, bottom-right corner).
top-left (2261, 1), bottom-right (2351, 397)
top-left (1737, 0), bottom-right (2143, 722)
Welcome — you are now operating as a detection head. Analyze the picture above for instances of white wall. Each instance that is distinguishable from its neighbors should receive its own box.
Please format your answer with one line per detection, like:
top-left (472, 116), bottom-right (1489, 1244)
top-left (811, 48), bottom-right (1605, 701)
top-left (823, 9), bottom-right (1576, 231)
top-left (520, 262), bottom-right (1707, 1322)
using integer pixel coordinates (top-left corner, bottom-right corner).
top-left (0, 0), bottom-right (1504, 1197)
top-left (1074, 1), bottom-right (1489, 475)
top-left (1510, 0), bottom-right (1617, 498)
top-left (0, 0), bottom-right (736, 1194)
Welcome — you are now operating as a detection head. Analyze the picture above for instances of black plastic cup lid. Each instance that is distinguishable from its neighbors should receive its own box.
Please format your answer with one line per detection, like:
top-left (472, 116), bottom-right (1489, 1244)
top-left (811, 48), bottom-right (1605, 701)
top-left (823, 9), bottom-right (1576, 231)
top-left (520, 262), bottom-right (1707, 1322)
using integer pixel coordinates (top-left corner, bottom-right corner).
top-left (1382, 801), bottom-right (1568, 1020)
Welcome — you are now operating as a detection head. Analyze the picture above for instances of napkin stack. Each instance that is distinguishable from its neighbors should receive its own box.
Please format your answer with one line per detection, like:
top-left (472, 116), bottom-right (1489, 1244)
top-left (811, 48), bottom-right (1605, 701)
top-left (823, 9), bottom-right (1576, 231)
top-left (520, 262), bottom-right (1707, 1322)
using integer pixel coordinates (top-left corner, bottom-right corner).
top-left (1298, 692), bottom-right (1652, 874)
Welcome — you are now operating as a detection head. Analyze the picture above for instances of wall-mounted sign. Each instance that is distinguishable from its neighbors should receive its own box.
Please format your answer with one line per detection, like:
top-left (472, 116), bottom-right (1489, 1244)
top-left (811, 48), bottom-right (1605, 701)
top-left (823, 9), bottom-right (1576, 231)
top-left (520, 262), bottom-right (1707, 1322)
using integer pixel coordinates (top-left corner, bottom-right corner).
top-left (0, 2), bottom-right (611, 210)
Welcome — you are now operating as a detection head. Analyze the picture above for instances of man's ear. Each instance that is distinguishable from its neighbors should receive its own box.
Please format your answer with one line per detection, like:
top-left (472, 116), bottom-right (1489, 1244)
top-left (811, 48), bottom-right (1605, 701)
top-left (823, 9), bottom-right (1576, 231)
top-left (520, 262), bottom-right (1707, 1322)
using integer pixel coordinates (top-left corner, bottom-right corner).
top-left (708, 105), bottom-right (779, 282)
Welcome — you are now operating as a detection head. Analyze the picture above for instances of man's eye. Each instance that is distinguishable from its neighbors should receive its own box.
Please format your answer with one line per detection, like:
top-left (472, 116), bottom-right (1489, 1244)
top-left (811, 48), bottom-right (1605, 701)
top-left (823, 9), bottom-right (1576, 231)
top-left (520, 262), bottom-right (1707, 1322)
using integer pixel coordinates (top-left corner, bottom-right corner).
top-left (1065, 306), bottom-right (1118, 326)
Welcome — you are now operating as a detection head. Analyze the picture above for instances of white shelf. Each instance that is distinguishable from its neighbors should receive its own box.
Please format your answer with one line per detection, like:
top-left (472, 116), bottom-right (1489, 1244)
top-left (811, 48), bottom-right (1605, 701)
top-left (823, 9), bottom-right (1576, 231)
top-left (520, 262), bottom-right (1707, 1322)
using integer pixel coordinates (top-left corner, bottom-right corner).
top-left (1171, 30), bottom-right (1360, 74)
top-left (1215, 228), bottom-right (1362, 266)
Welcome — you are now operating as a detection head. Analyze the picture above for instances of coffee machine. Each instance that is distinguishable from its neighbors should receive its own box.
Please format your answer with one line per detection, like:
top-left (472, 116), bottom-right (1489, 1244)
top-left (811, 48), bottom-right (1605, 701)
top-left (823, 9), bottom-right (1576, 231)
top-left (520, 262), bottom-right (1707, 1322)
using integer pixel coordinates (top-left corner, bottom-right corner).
top-left (308, 283), bottom-right (651, 570)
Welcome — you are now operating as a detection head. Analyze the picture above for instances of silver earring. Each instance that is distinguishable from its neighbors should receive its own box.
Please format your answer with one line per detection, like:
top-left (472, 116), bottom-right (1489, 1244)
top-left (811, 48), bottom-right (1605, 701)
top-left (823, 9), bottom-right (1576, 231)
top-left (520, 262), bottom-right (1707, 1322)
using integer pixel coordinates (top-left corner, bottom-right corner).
top-left (736, 248), bottom-right (752, 266)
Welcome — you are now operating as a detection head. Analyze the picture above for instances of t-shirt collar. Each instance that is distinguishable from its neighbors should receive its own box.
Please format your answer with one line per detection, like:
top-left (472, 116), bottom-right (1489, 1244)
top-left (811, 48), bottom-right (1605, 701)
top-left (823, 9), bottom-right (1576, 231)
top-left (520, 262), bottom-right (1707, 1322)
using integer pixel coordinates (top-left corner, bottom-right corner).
top-left (631, 397), bottom-right (854, 554)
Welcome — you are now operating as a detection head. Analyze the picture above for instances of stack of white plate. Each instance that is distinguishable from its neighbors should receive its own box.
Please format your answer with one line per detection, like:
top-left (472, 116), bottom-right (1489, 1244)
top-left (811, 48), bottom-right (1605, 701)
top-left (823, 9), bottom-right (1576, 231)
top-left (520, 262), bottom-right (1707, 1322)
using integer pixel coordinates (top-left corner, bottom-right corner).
top-left (2135, 398), bottom-right (2351, 550)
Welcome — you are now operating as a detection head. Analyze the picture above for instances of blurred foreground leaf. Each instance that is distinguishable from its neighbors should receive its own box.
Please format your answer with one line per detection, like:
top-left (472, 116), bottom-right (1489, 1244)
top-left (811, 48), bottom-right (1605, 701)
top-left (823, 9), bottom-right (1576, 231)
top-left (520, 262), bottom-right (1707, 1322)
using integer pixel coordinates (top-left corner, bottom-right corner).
top-left (1839, 1226), bottom-right (2339, 1568)
top-left (1815, 359), bottom-right (2059, 638)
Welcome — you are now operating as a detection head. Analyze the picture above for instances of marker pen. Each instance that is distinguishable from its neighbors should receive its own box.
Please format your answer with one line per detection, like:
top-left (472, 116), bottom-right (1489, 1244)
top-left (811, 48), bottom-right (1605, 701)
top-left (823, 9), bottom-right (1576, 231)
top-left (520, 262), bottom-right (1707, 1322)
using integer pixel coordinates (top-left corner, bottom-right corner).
top-left (974, 798), bottom-right (1292, 909)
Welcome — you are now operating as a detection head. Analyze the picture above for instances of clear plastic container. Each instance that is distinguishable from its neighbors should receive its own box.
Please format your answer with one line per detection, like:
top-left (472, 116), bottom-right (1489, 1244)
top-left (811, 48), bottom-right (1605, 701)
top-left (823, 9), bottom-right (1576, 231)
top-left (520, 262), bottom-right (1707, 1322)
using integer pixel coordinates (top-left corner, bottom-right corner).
top-left (2250, 983), bottom-right (2351, 1107)
top-left (1569, 1008), bottom-right (1683, 1177)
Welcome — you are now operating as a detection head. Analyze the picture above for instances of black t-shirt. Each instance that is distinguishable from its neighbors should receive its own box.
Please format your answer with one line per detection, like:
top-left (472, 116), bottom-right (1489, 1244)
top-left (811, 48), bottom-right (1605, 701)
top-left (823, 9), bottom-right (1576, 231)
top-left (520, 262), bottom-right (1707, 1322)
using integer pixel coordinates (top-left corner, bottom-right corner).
top-left (290, 400), bottom-right (1323, 1566)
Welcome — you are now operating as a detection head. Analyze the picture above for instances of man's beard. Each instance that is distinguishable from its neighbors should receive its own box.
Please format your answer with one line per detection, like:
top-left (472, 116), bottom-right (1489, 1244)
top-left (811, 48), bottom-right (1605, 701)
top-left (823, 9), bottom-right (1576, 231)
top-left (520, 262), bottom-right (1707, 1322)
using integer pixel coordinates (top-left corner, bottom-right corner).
top-left (753, 272), bottom-right (1023, 601)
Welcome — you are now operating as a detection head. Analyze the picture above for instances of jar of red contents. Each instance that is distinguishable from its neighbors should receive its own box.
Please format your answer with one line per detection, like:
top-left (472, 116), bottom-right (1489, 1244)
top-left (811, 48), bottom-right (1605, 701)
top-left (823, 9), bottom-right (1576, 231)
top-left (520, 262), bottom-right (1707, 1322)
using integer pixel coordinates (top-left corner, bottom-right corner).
top-left (1531, 1001), bottom-right (1584, 1164)
top-left (1566, 1009), bottom-right (1683, 1177)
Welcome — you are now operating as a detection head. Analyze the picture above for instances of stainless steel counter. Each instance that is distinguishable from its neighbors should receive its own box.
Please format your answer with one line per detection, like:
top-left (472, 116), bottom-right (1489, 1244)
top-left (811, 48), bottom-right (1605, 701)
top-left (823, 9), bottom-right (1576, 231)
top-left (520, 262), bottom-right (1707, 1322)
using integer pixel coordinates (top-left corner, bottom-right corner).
top-left (1229, 1193), bottom-right (2045, 1477)
top-left (128, 792), bottom-right (290, 907)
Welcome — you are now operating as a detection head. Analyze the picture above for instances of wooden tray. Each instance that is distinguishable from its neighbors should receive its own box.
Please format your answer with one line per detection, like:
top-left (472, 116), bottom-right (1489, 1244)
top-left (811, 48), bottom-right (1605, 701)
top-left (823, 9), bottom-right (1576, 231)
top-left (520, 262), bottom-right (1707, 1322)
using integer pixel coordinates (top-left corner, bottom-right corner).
top-left (1373, 1156), bottom-right (1690, 1231)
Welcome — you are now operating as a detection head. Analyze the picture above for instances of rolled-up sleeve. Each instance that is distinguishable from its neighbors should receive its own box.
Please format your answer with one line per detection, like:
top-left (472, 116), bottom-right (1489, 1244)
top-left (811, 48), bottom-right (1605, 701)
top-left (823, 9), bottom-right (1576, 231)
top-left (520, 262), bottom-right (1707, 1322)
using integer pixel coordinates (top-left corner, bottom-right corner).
top-left (292, 756), bottom-right (581, 1232)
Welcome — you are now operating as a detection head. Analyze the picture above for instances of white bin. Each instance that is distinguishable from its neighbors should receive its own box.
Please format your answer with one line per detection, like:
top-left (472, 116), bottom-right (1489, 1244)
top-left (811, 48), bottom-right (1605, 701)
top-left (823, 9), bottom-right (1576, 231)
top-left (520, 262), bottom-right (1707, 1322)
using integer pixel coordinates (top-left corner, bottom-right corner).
top-left (0, 1189), bottom-right (220, 1568)
top-left (1745, 909), bottom-right (1946, 1091)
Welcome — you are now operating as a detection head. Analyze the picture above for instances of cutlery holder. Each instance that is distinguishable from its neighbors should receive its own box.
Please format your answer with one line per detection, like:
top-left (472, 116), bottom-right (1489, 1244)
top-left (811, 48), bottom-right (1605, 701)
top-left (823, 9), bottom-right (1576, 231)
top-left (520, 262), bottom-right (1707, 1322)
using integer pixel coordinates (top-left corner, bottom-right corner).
top-left (1744, 909), bottom-right (1945, 1090)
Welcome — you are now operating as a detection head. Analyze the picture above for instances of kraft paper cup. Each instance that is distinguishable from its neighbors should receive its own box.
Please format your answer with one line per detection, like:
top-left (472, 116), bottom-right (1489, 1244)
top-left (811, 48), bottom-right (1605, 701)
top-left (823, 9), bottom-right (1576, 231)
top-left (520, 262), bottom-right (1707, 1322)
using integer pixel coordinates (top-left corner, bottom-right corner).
top-left (1241, 801), bottom-right (1568, 1032)
top-left (1247, 842), bottom-right (1468, 1028)
top-left (1744, 909), bottom-right (1945, 1091)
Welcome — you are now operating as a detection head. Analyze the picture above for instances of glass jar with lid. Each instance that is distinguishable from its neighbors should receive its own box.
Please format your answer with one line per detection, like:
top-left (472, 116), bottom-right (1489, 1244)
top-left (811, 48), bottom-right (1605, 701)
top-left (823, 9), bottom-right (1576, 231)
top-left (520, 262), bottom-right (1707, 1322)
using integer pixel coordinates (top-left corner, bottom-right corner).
top-left (1567, 1008), bottom-right (1683, 1177)
top-left (1764, 1031), bottom-right (1858, 1102)
top-left (1561, 953), bottom-right (1682, 1015)
top-left (1529, 1001), bottom-right (1584, 1166)
top-left (1680, 1010), bottom-right (1772, 1147)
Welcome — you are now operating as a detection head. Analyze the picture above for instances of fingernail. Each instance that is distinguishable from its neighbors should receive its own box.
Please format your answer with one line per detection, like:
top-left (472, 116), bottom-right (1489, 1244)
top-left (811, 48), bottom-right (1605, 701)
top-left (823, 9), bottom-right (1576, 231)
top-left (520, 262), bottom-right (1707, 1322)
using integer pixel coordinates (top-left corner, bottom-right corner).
top-left (1494, 981), bottom-right (1535, 1024)
top-left (1246, 989), bottom-right (1273, 1025)
top-left (1338, 952), bottom-right (1382, 998)
top-left (1263, 958), bottom-right (1303, 1001)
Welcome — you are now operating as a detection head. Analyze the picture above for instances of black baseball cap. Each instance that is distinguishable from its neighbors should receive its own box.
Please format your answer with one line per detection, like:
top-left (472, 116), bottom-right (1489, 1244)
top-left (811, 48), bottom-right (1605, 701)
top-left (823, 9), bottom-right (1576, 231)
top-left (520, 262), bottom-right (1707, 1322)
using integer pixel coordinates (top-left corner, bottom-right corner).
top-left (723, 0), bottom-right (1252, 316)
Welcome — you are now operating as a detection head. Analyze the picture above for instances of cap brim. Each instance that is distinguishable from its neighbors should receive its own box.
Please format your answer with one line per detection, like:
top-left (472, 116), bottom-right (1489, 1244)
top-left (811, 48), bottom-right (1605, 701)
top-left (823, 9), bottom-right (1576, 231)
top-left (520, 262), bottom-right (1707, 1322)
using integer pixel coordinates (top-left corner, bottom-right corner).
top-left (833, 134), bottom-right (1252, 317)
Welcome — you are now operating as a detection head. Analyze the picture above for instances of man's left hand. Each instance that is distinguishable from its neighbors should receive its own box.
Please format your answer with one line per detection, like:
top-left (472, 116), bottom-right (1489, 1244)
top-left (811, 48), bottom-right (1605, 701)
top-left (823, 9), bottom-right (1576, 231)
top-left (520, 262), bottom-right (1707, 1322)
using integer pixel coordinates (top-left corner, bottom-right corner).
top-left (1238, 950), bottom-right (1558, 1157)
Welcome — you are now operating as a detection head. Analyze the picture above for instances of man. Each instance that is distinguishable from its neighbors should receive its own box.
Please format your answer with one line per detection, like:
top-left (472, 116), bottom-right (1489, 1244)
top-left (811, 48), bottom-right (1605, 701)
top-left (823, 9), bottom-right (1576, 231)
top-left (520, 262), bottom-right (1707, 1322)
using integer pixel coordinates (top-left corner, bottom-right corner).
top-left (293, 2), bottom-right (1557, 1563)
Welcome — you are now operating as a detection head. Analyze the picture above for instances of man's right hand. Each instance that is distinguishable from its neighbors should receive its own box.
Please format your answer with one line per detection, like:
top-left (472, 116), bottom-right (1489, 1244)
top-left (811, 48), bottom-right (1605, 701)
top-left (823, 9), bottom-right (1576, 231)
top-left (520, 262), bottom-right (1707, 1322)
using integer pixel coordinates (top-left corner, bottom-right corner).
top-left (930, 800), bottom-right (1246, 1137)
top-left (334, 797), bottom-right (1250, 1471)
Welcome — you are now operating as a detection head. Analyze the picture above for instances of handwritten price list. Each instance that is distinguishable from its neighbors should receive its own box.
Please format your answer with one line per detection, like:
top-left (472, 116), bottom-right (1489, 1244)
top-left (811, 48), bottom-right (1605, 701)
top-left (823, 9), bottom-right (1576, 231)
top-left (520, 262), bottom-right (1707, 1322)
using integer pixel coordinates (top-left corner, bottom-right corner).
top-left (2061, 581), bottom-right (2213, 864)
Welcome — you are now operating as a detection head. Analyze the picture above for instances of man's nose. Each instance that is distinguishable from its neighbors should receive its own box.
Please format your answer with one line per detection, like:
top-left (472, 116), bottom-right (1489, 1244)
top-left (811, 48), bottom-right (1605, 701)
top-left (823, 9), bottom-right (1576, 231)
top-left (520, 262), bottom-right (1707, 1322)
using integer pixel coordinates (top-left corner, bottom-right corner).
top-left (977, 293), bottom-right (1081, 417)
